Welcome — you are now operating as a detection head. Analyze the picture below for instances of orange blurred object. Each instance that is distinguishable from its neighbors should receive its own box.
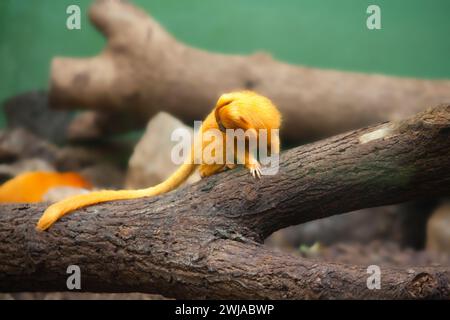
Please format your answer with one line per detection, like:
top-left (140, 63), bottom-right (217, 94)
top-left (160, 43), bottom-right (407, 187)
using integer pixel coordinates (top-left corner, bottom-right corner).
top-left (0, 171), bottom-right (92, 203)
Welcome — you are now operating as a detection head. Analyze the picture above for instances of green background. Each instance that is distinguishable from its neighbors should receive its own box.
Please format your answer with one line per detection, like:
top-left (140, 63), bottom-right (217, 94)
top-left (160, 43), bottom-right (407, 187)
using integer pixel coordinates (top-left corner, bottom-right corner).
top-left (1, 0), bottom-right (449, 128)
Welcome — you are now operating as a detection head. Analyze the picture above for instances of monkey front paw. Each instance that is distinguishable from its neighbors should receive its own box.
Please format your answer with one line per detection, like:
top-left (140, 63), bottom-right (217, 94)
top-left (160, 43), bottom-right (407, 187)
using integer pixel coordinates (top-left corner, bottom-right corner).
top-left (247, 163), bottom-right (262, 179)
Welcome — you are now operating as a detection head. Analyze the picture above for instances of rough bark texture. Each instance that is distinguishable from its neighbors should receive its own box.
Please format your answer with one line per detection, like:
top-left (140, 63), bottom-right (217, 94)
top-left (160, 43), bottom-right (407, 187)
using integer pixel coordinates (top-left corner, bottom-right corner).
top-left (1, 105), bottom-right (450, 299)
top-left (51, 0), bottom-right (450, 142)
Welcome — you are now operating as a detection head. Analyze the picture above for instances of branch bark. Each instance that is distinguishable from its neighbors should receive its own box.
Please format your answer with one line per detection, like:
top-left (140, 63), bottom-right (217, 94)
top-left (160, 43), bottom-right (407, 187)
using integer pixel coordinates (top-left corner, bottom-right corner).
top-left (51, 0), bottom-right (450, 142)
top-left (1, 105), bottom-right (450, 299)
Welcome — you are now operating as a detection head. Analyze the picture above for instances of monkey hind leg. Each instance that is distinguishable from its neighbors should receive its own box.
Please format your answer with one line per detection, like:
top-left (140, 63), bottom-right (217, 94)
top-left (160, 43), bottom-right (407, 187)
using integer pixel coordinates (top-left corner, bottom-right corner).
top-left (199, 164), bottom-right (225, 178)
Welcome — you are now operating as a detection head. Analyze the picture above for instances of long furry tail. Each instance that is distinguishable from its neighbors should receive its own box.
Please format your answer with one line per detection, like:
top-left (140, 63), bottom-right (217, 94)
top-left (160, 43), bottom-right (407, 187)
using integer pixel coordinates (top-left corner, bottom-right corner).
top-left (37, 163), bottom-right (197, 231)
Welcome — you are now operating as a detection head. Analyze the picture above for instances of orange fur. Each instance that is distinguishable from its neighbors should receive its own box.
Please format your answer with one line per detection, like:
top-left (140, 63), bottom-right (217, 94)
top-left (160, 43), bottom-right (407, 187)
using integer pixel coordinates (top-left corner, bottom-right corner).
top-left (0, 171), bottom-right (92, 203)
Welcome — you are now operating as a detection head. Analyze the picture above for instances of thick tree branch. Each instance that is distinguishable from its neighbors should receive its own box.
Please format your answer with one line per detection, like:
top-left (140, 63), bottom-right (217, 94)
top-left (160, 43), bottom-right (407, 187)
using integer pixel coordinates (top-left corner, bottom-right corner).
top-left (1, 105), bottom-right (450, 299)
top-left (50, 0), bottom-right (450, 142)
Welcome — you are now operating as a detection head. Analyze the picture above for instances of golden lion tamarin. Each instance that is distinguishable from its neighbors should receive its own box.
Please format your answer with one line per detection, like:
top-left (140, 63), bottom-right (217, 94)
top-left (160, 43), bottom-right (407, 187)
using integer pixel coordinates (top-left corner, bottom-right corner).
top-left (36, 91), bottom-right (281, 231)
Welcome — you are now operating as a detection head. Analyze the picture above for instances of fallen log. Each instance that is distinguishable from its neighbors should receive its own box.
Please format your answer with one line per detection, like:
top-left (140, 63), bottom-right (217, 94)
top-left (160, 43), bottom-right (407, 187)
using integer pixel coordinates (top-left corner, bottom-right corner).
top-left (1, 104), bottom-right (450, 299)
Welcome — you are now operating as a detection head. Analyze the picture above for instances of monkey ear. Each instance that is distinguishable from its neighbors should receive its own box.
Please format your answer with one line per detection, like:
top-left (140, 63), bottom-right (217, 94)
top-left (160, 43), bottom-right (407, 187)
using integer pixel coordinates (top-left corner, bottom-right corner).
top-left (217, 103), bottom-right (254, 132)
top-left (215, 95), bottom-right (236, 132)
top-left (216, 93), bottom-right (234, 109)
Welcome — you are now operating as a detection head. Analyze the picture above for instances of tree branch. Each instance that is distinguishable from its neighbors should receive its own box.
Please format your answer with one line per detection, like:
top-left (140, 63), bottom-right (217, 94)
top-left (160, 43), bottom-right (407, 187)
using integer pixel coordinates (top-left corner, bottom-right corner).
top-left (50, 0), bottom-right (450, 142)
top-left (1, 105), bottom-right (450, 299)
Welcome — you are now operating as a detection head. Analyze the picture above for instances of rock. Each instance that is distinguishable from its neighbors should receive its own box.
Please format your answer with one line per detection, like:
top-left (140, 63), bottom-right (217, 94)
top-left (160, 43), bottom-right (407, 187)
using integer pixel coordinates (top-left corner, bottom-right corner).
top-left (0, 158), bottom-right (54, 183)
top-left (427, 202), bottom-right (450, 254)
top-left (55, 139), bottom-right (135, 171)
top-left (55, 146), bottom-right (103, 171)
top-left (55, 146), bottom-right (126, 188)
top-left (43, 186), bottom-right (90, 203)
top-left (67, 111), bottom-right (114, 142)
top-left (67, 111), bottom-right (143, 142)
top-left (3, 91), bottom-right (72, 144)
top-left (80, 163), bottom-right (125, 189)
top-left (0, 129), bottom-right (125, 188)
top-left (125, 112), bottom-right (200, 189)
top-left (0, 128), bottom-right (59, 163)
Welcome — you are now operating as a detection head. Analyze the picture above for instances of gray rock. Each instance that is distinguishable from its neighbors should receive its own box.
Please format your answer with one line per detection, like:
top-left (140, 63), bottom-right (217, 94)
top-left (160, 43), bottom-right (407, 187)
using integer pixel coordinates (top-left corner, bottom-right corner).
top-left (43, 186), bottom-right (90, 203)
top-left (81, 163), bottom-right (125, 189)
top-left (126, 112), bottom-right (200, 189)
top-left (0, 158), bottom-right (54, 183)
top-left (0, 129), bottom-right (125, 189)
top-left (427, 202), bottom-right (450, 254)
top-left (0, 128), bottom-right (59, 163)
top-left (3, 91), bottom-right (72, 144)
